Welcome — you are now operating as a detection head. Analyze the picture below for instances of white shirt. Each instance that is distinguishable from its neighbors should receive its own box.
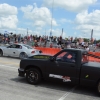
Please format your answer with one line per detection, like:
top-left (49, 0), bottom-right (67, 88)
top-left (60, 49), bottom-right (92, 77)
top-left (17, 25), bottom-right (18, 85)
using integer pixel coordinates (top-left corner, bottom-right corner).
top-left (85, 47), bottom-right (89, 51)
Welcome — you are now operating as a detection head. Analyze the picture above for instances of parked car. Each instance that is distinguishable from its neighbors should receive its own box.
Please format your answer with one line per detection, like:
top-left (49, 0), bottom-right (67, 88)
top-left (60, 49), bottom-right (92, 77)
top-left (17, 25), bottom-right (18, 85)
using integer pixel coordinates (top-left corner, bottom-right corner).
top-left (18, 48), bottom-right (100, 95)
top-left (0, 43), bottom-right (42, 59)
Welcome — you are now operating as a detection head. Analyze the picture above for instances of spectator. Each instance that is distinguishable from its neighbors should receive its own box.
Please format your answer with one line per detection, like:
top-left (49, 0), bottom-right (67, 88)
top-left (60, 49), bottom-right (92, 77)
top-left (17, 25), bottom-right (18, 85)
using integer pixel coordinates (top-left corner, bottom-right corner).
top-left (85, 46), bottom-right (90, 51)
top-left (34, 40), bottom-right (38, 47)
top-left (32, 40), bottom-right (34, 47)
top-left (67, 44), bottom-right (71, 48)
top-left (50, 43), bottom-right (53, 48)
top-left (61, 44), bottom-right (65, 49)
top-left (81, 41), bottom-right (84, 47)
top-left (93, 46), bottom-right (96, 52)
top-left (8, 36), bottom-right (10, 44)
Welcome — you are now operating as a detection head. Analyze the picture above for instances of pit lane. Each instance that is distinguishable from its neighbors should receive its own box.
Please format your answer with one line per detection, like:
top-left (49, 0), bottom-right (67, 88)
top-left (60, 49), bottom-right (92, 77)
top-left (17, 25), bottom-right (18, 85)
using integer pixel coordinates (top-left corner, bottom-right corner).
top-left (0, 57), bottom-right (100, 100)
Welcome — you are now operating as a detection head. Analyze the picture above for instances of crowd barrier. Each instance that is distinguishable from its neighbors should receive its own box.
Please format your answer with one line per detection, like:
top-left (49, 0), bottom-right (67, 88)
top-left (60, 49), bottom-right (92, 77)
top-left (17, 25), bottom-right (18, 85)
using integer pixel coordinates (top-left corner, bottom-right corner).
top-left (34, 47), bottom-right (100, 62)
top-left (88, 52), bottom-right (100, 62)
top-left (34, 47), bottom-right (61, 55)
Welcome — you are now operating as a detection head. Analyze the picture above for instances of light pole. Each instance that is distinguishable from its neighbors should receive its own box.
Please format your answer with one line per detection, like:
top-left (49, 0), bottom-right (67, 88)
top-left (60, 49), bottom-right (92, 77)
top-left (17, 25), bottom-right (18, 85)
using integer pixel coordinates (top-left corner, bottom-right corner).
top-left (45, 28), bottom-right (46, 36)
top-left (91, 29), bottom-right (93, 43)
top-left (27, 28), bottom-right (28, 37)
top-left (50, 0), bottom-right (54, 42)
top-left (0, 20), bottom-right (1, 28)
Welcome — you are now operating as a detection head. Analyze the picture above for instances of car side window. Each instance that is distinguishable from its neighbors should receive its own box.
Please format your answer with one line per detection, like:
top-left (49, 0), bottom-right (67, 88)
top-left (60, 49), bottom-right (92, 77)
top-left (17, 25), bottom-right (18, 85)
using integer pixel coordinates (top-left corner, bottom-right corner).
top-left (56, 52), bottom-right (67, 59)
top-left (9, 44), bottom-right (16, 48)
top-left (16, 45), bottom-right (22, 49)
top-left (81, 54), bottom-right (89, 63)
top-left (56, 51), bottom-right (76, 63)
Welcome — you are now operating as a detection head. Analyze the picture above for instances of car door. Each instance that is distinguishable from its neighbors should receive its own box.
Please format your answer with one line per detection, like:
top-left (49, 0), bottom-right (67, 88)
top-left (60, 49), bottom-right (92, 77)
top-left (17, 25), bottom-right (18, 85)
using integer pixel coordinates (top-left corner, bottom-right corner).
top-left (45, 51), bottom-right (77, 83)
top-left (14, 44), bottom-right (22, 57)
top-left (8, 44), bottom-right (18, 57)
top-left (3, 45), bottom-right (12, 56)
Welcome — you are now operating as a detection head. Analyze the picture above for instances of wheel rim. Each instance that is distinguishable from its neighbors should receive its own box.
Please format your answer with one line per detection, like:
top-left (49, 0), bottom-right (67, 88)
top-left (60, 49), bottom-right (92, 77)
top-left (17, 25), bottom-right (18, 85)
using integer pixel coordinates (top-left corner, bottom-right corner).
top-left (28, 71), bottom-right (38, 83)
top-left (98, 82), bottom-right (100, 93)
top-left (20, 53), bottom-right (27, 59)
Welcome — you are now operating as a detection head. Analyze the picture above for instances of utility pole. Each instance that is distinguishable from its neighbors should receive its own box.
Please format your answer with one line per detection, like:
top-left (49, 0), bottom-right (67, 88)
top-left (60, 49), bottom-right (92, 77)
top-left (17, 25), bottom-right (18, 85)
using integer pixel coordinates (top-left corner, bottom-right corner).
top-left (51, 0), bottom-right (54, 33)
top-left (0, 20), bottom-right (1, 33)
top-left (91, 29), bottom-right (93, 44)
top-left (45, 28), bottom-right (46, 36)
top-left (61, 28), bottom-right (63, 37)
top-left (50, 0), bottom-right (54, 42)
top-left (27, 28), bottom-right (28, 37)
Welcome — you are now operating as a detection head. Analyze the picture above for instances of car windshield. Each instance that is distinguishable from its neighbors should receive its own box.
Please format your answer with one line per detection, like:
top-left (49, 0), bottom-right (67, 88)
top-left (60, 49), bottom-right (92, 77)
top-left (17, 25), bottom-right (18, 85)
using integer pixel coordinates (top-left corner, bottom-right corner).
top-left (23, 45), bottom-right (33, 49)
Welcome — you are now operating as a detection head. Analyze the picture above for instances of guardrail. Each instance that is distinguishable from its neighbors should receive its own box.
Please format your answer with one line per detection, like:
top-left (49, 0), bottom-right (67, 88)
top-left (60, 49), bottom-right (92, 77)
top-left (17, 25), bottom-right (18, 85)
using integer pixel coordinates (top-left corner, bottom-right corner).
top-left (34, 47), bottom-right (61, 55)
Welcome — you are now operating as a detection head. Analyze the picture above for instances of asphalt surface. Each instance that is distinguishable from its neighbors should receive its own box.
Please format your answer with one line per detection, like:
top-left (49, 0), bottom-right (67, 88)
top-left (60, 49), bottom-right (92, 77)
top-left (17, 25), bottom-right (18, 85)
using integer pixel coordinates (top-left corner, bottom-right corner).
top-left (0, 56), bottom-right (100, 100)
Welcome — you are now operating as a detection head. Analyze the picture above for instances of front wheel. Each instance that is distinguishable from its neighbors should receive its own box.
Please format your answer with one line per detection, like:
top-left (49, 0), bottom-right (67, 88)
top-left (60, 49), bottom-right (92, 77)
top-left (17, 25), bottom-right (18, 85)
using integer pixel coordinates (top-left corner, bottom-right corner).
top-left (26, 68), bottom-right (41, 85)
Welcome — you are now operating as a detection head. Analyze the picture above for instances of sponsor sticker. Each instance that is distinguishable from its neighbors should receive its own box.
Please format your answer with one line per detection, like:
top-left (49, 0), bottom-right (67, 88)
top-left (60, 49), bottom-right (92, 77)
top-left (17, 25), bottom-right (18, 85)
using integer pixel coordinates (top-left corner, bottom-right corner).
top-left (85, 75), bottom-right (89, 78)
top-left (33, 56), bottom-right (50, 59)
top-left (62, 76), bottom-right (71, 82)
top-left (49, 74), bottom-right (71, 82)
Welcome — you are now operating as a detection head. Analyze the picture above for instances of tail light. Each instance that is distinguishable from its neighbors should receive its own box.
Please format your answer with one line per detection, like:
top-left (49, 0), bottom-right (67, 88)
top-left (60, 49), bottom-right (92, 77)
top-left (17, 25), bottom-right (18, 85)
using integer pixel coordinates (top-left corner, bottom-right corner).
top-left (31, 51), bottom-right (35, 53)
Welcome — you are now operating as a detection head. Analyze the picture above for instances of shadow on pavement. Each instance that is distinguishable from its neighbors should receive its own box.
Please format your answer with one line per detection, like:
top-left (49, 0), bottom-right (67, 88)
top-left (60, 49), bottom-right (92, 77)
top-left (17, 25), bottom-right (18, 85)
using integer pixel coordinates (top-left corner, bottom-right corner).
top-left (11, 77), bottom-right (100, 98)
top-left (72, 86), bottom-right (99, 97)
top-left (1, 56), bottom-right (20, 60)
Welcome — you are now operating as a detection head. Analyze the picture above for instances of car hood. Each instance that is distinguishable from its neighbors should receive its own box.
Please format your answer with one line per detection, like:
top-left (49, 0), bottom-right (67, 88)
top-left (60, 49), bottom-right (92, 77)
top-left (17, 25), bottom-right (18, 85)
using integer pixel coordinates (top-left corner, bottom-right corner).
top-left (29, 53), bottom-right (53, 59)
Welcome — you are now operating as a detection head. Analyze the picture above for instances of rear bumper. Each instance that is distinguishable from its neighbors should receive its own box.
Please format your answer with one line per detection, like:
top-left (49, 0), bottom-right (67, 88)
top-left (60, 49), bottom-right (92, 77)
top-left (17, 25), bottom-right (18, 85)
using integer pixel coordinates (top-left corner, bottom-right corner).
top-left (18, 68), bottom-right (25, 77)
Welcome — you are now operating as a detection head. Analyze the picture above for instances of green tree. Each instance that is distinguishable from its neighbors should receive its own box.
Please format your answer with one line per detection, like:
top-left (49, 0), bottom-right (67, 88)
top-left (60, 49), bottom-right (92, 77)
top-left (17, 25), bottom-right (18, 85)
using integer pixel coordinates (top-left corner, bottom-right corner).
top-left (84, 38), bottom-right (89, 42)
top-left (96, 40), bottom-right (100, 43)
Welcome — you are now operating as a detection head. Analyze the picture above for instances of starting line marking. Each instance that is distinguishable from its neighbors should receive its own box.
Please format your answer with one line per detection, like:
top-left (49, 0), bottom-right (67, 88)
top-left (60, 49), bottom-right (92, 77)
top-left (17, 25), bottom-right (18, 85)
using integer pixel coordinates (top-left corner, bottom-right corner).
top-left (58, 86), bottom-right (77, 100)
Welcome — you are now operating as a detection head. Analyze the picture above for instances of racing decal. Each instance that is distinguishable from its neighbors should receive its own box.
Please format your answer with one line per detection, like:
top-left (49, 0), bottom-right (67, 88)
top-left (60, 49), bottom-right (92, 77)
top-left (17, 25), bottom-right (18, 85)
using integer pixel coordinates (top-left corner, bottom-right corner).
top-left (33, 55), bottom-right (50, 59)
top-left (85, 75), bottom-right (89, 78)
top-left (49, 74), bottom-right (71, 82)
top-left (62, 76), bottom-right (71, 82)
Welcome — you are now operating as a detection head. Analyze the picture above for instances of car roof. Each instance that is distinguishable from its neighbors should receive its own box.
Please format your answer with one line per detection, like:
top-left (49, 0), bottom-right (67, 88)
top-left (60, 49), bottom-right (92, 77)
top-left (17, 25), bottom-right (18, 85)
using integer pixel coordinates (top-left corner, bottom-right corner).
top-left (11, 43), bottom-right (29, 46)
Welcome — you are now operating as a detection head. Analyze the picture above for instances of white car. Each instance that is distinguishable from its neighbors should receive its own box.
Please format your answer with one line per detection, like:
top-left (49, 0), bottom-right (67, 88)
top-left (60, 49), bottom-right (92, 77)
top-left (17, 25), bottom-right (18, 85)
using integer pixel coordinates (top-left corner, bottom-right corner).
top-left (0, 43), bottom-right (41, 59)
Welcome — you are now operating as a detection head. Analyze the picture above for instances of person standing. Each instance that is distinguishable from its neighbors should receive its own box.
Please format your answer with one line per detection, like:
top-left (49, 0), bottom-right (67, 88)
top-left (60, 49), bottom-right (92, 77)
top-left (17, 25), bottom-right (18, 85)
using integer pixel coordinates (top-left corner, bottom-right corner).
top-left (32, 40), bottom-right (34, 47)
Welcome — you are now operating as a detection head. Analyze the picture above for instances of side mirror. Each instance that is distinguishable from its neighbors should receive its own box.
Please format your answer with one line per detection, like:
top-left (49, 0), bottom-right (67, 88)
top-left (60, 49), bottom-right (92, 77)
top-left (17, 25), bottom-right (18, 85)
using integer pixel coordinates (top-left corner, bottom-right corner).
top-left (50, 57), bottom-right (55, 61)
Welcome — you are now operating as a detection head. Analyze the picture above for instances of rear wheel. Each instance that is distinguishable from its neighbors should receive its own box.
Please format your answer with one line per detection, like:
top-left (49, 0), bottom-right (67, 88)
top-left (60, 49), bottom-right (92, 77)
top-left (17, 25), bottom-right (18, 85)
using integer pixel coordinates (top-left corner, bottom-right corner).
top-left (26, 68), bottom-right (41, 85)
top-left (0, 50), bottom-right (3, 57)
top-left (19, 52), bottom-right (28, 59)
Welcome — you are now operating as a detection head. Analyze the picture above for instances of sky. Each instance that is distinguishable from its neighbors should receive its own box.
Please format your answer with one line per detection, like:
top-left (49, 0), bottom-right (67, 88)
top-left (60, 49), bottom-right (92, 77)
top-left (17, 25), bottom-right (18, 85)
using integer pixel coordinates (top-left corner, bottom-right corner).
top-left (0, 0), bottom-right (100, 39)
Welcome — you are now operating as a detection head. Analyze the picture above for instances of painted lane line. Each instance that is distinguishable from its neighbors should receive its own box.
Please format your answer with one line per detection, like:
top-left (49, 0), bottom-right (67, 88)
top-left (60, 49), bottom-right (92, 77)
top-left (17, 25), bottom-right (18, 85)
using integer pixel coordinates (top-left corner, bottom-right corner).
top-left (0, 63), bottom-right (19, 66)
top-left (0, 64), bottom-right (18, 70)
top-left (58, 86), bottom-right (77, 100)
top-left (0, 61), bottom-right (19, 65)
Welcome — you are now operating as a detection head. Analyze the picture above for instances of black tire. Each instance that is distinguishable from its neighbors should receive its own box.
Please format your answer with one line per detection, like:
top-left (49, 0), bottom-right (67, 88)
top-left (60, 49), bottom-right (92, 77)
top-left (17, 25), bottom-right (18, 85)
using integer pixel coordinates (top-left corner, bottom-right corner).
top-left (26, 68), bottom-right (41, 85)
top-left (0, 50), bottom-right (3, 57)
top-left (97, 81), bottom-right (100, 95)
top-left (19, 52), bottom-right (28, 59)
